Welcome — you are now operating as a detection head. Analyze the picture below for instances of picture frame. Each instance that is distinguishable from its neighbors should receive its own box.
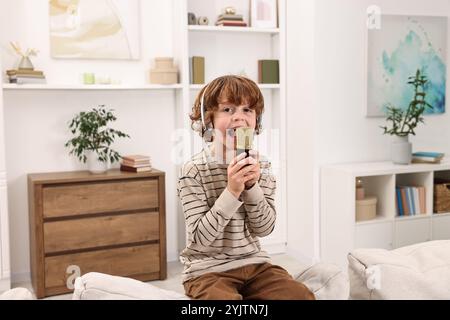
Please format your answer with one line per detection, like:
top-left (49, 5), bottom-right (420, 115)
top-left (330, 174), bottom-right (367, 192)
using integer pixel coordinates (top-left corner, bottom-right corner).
top-left (250, 0), bottom-right (278, 29)
top-left (366, 14), bottom-right (447, 117)
top-left (49, 0), bottom-right (141, 60)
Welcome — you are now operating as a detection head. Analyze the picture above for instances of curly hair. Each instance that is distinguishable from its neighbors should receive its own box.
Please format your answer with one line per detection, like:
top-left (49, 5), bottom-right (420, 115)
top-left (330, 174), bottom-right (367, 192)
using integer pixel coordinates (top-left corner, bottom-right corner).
top-left (190, 75), bottom-right (264, 136)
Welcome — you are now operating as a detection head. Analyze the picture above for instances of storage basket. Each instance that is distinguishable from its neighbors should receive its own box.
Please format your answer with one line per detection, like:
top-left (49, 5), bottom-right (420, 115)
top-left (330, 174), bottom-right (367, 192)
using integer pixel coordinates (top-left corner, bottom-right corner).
top-left (356, 196), bottom-right (377, 221)
top-left (434, 178), bottom-right (450, 213)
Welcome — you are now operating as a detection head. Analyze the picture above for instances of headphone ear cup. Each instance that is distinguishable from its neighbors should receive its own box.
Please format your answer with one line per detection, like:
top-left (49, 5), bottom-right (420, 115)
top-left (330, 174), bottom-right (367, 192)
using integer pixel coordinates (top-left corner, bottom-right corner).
top-left (203, 128), bottom-right (214, 142)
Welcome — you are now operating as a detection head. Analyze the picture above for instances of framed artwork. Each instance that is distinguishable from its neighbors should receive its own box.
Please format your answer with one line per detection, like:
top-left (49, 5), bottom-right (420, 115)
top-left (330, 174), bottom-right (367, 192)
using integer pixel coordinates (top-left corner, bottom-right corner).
top-left (367, 15), bottom-right (447, 117)
top-left (49, 0), bottom-right (140, 60)
top-left (250, 0), bottom-right (278, 29)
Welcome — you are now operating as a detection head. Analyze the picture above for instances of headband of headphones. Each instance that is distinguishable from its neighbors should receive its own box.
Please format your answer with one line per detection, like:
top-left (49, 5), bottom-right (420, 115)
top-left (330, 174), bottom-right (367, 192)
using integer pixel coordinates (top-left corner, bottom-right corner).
top-left (199, 81), bottom-right (262, 133)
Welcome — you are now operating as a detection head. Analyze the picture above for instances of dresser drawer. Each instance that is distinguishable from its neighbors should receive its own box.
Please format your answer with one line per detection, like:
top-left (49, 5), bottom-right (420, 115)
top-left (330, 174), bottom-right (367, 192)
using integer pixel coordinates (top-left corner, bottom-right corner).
top-left (43, 211), bottom-right (159, 253)
top-left (44, 244), bottom-right (160, 290)
top-left (42, 179), bottom-right (159, 218)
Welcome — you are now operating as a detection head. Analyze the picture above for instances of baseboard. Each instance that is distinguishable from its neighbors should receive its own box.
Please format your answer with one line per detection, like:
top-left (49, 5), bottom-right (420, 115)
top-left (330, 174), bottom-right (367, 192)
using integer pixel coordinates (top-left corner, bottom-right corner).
top-left (285, 247), bottom-right (317, 266)
top-left (0, 277), bottom-right (11, 293)
top-left (11, 272), bottom-right (30, 285)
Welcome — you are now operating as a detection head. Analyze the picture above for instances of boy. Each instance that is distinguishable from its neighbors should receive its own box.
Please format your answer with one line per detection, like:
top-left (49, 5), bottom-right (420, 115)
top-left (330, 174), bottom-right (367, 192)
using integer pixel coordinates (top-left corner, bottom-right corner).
top-left (177, 75), bottom-right (314, 300)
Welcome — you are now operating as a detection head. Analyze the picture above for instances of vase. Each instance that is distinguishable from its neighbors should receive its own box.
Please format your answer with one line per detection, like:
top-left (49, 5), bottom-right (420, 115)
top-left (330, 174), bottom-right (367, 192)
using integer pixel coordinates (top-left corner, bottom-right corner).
top-left (86, 150), bottom-right (108, 174)
top-left (18, 56), bottom-right (34, 70)
top-left (391, 136), bottom-right (412, 165)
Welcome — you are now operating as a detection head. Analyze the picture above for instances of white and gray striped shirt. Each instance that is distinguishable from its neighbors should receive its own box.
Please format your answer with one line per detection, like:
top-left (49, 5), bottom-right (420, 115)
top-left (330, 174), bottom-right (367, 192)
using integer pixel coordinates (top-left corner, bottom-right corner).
top-left (177, 146), bottom-right (277, 283)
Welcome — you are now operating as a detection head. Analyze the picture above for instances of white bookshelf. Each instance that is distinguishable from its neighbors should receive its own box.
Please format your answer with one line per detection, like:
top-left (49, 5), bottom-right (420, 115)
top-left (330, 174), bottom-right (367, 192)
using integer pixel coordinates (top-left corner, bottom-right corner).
top-left (321, 161), bottom-right (450, 268)
top-left (173, 0), bottom-right (287, 254)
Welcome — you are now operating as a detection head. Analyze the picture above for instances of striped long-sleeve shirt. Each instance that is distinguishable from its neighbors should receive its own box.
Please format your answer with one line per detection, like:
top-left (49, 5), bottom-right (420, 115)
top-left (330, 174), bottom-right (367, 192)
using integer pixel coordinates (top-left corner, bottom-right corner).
top-left (177, 146), bottom-right (277, 283)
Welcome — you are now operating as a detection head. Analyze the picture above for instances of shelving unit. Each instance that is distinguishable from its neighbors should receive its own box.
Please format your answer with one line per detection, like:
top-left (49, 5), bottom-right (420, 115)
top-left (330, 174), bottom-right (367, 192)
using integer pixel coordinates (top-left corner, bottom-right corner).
top-left (2, 84), bottom-right (183, 90)
top-left (173, 0), bottom-right (287, 253)
top-left (321, 161), bottom-right (450, 268)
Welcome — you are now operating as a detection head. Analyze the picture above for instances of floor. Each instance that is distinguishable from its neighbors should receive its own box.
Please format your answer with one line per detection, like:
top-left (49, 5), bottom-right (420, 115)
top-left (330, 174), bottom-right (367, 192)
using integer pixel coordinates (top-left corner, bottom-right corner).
top-left (12, 254), bottom-right (309, 300)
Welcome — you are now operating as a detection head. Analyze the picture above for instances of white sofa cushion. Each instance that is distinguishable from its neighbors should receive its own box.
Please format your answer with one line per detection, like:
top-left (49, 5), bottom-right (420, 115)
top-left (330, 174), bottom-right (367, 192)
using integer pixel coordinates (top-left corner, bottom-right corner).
top-left (73, 272), bottom-right (189, 300)
top-left (0, 287), bottom-right (34, 300)
top-left (74, 262), bottom-right (349, 300)
top-left (294, 262), bottom-right (349, 300)
top-left (348, 240), bottom-right (450, 300)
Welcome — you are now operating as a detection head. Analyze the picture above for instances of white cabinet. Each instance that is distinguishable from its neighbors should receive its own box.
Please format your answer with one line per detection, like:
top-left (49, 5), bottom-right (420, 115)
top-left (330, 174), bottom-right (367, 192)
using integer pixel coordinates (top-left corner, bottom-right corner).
top-left (321, 161), bottom-right (450, 268)
top-left (432, 214), bottom-right (450, 240)
top-left (355, 222), bottom-right (394, 250)
top-left (395, 218), bottom-right (431, 248)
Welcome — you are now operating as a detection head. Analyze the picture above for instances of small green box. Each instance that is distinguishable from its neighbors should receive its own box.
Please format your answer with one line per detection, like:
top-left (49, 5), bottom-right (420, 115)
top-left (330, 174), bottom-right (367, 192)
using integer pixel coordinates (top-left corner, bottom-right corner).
top-left (258, 60), bottom-right (279, 84)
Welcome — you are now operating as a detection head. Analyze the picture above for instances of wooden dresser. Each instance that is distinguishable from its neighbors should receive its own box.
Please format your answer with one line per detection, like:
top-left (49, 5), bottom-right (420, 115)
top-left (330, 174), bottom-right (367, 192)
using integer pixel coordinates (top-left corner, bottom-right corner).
top-left (28, 169), bottom-right (166, 298)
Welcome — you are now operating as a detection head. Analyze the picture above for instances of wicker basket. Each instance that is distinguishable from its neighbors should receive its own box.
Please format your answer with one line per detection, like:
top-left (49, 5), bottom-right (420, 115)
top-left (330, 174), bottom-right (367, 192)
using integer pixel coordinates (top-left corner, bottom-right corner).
top-left (434, 178), bottom-right (450, 213)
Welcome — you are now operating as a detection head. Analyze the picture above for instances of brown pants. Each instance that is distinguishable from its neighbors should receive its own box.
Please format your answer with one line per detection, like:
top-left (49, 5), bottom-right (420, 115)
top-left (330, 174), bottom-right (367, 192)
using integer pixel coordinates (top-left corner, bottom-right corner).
top-left (183, 262), bottom-right (315, 300)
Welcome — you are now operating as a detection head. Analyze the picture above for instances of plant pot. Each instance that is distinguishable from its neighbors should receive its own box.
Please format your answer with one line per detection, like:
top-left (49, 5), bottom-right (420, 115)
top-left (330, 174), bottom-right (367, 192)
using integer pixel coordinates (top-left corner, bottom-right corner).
top-left (391, 136), bottom-right (412, 165)
top-left (86, 150), bottom-right (108, 174)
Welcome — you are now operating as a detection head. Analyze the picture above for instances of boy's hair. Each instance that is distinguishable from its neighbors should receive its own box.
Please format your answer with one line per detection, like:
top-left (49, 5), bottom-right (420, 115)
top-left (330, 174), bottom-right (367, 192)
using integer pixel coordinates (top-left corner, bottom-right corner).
top-left (190, 75), bottom-right (264, 136)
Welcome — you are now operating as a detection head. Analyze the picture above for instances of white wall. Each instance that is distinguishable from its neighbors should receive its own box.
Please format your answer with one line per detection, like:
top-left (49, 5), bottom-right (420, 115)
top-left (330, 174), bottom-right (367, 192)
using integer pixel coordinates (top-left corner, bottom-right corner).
top-left (0, 0), bottom-right (183, 282)
top-left (285, 0), bottom-right (319, 264)
top-left (315, 0), bottom-right (450, 166)
top-left (286, 0), bottom-right (450, 264)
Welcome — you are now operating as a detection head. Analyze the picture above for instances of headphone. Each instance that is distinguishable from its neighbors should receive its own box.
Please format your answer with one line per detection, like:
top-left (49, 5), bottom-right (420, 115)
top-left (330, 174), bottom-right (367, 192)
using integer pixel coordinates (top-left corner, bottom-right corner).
top-left (198, 80), bottom-right (262, 142)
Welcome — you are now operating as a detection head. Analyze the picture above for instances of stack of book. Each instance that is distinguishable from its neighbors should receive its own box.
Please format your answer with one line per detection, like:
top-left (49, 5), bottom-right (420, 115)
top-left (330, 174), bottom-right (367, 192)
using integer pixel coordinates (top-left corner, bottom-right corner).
top-left (215, 13), bottom-right (247, 27)
top-left (6, 69), bottom-right (46, 84)
top-left (395, 186), bottom-right (426, 216)
top-left (120, 155), bottom-right (152, 172)
top-left (412, 152), bottom-right (445, 164)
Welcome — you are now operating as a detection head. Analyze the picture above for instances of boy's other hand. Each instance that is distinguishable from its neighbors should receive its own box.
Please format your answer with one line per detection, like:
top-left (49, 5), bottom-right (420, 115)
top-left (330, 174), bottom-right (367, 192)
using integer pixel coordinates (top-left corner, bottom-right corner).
top-left (227, 153), bottom-right (256, 199)
top-left (243, 154), bottom-right (260, 190)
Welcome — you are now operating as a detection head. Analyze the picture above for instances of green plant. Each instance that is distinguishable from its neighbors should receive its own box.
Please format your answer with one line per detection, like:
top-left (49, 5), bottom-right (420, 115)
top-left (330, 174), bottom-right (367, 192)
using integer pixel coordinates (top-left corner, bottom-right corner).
top-left (381, 69), bottom-right (433, 137)
top-left (65, 106), bottom-right (130, 163)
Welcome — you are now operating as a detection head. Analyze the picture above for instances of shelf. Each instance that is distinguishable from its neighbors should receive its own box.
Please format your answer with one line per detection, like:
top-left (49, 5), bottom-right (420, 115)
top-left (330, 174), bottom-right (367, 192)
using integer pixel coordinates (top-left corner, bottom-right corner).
top-left (188, 25), bottom-right (280, 35)
top-left (356, 216), bottom-right (393, 226)
top-left (395, 214), bottom-right (431, 221)
top-left (2, 84), bottom-right (183, 90)
top-left (189, 84), bottom-right (280, 90)
top-left (433, 212), bottom-right (450, 217)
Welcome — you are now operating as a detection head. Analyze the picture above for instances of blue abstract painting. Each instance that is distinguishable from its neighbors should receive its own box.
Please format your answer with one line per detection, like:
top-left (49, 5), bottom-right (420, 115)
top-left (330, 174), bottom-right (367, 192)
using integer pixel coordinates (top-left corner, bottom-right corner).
top-left (367, 15), bottom-right (447, 117)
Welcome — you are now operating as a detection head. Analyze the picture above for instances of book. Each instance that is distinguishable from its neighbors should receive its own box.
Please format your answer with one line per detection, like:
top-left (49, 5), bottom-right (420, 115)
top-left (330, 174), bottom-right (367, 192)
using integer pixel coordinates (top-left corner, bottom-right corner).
top-left (7, 69), bottom-right (44, 76)
top-left (215, 21), bottom-right (248, 27)
top-left (122, 155), bottom-right (150, 162)
top-left (216, 18), bottom-right (245, 23)
top-left (412, 151), bottom-right (444, 164)
top-left (11, 77), bottom-right (47, 84)
top-left (191, 56), bottom-right (205, 84)
top-left (218, 14), bottom-right (244, 20)
top-left (120, 165), bottom-right (152, 173)
top-left (413, 152), bottom-right (444, 159)
top-left (258, 60), bottom-right (279, 84)
top-left (121, 160), bottom-right (151, 168)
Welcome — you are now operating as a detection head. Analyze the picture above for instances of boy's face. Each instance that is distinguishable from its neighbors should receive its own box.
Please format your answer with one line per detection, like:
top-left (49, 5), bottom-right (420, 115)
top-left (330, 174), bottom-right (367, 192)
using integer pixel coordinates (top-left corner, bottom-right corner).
top-left (212, 99), bottom-right (257, 148)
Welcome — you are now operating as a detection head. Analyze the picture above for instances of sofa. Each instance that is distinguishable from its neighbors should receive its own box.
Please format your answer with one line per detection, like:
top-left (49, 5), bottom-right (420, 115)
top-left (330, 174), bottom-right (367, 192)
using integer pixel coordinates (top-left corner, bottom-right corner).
top-left (348, 240), bottom-right (450, 299)
top-left (72, 262), bottom-right (349, 300)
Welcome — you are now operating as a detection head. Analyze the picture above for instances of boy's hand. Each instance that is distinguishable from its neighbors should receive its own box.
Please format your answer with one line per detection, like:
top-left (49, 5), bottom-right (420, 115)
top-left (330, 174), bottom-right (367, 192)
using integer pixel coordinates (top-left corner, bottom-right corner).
top-left (227, 153), bottom-right (256, 199)
top-left (244, 150), bottom-right (260, 189)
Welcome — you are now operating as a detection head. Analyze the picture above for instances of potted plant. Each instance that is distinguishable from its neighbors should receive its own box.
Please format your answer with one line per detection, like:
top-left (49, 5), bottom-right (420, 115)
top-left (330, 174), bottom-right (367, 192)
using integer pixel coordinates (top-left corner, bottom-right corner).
top-left (380, 69), bottom-right (433, 165)
top-left (65, 106), bottom-right (130, 174)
